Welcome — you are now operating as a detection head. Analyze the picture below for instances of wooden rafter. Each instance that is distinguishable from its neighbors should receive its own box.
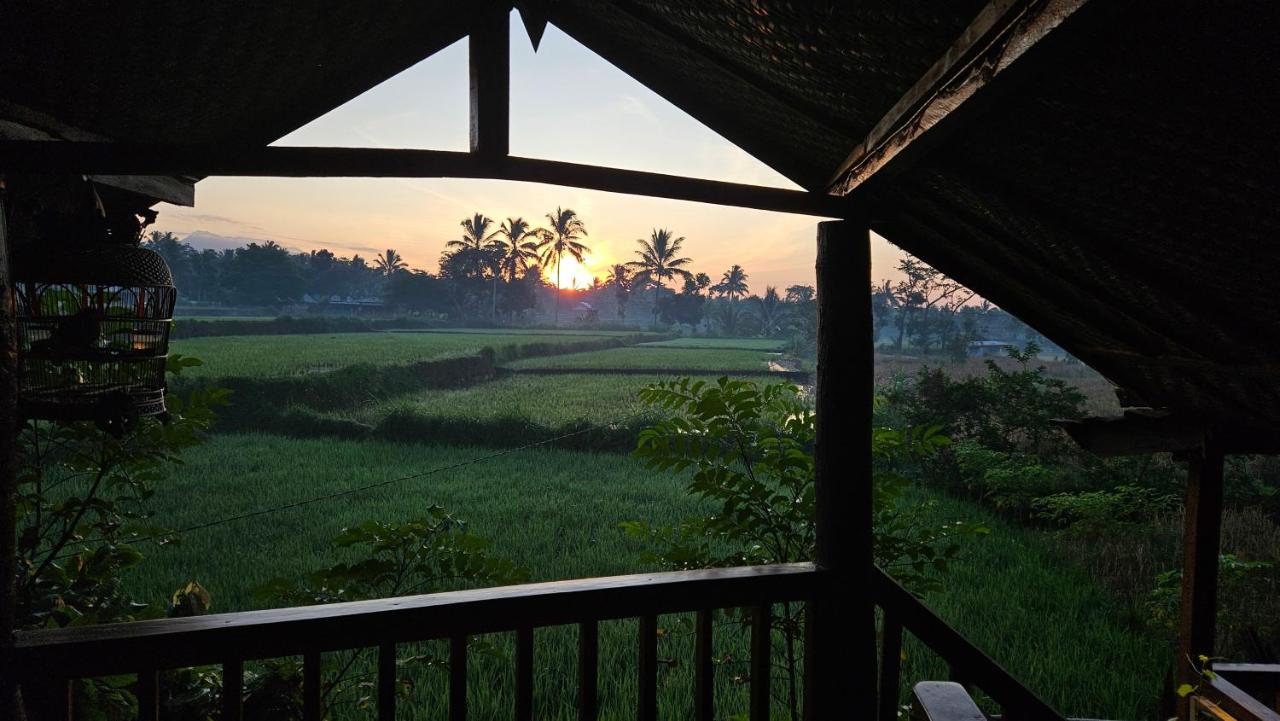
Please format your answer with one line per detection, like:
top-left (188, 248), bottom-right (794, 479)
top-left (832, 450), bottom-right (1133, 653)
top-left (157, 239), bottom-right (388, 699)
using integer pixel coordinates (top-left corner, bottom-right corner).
top-left (1055, 411), bottom-right (1280, 457)
top-left (0, 141), bottom-right (846, 217)
top-left (827, 0), bottom-right (1094, 195)
top-left (469, 6), bottom-right (510, 157)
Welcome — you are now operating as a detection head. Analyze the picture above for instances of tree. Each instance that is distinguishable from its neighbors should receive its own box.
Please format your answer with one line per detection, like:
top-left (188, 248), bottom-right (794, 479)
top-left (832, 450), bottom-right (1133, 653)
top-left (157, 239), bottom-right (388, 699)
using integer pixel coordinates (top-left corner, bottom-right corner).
top-left (225, 241), bottom-right (306, 307)
top-left (446, 213), bottom-right (502, 319)
top-left (784, 284), bottom-right (814, 304)
top-left (493, 217), bottom-right (542, 283)
top-left (373, 248), bottom-right (407, 277)
top-left (711, 264), bottom-right (749, 301)
top-left (606, 263), bottom-right (633, 321)
top-left (385, 270), bottom-right (450, 314)
top-left (537, 207), bottom-right (590, 326)
top-left (751, 286), bottom-right (790, 337)
top-left (890, 258), bottom-right (974, 353)
top-left (628, 228), bottom-right (693, 319)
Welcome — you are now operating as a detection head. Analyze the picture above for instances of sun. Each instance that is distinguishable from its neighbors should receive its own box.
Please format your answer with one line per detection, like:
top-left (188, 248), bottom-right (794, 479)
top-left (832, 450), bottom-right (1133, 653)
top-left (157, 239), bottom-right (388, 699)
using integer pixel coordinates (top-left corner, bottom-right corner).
top-left (547, 254), bottom-right (598, 289)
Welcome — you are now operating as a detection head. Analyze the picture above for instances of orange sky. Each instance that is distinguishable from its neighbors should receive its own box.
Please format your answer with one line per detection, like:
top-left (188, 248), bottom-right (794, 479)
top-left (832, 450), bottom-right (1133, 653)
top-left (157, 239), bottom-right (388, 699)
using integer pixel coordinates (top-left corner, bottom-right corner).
top-left (153, 19), bottom-right (908, 292)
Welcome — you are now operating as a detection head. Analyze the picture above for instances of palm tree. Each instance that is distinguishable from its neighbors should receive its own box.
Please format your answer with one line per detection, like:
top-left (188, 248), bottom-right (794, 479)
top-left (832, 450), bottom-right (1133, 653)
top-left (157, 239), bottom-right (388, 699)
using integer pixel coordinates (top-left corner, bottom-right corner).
top-left (447, 213), bottom-right (501, 317)
top-left (628, 229), bottom-right (693, 317)
top-left (373, 248), bottom-right (407, 277)
top-left (537, 207), bottom-right (590, 326)
top-left (712, 265), bottom-right (749, 301)
top-left (493, 217), bottom-right (542, 283)
top-left (606, 264), bottom-right (632, 321)
top-left (752, 286), bottom-right (791, 337)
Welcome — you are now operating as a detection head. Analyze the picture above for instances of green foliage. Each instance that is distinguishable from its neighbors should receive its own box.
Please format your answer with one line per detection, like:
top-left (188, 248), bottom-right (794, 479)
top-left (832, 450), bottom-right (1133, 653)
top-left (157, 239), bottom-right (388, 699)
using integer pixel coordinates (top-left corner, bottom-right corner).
top-left (624, 377), bottom-right (984, 590)
top-left (15, 353), bottom-right (227, 629)
top-left (252, 511), bottom-right (529, 717)
top-left (1149, 554), bottom-right (1277, 655)
top-left (623, 377), bottom-right (985, 720)
top-left (257, 509), bottom-right (529, 605)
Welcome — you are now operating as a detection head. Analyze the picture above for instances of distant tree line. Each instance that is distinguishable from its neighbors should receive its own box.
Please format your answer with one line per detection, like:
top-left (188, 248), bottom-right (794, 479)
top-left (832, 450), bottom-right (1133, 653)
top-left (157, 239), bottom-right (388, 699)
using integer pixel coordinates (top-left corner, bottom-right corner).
top-left (145, 220), bottom-right (1046, 349)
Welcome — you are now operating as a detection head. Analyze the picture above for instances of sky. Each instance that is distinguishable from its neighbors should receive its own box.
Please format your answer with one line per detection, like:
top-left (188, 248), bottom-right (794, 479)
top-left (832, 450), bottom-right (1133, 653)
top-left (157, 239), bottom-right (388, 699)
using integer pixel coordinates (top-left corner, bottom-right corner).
top-left (152, 15), bottom-right (908, 291)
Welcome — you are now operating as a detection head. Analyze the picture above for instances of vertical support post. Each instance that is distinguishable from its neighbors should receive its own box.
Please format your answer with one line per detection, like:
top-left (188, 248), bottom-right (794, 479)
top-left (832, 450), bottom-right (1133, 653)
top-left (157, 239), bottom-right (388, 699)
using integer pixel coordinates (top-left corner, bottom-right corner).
top-left (1177, 442), bottom-right (1225, 717)
top-left (0, 180), bottom-right (19, 721)
top-left (469, 5), bottom-right (510, 158)
top-left (809, 216), bottom-right (875, 720)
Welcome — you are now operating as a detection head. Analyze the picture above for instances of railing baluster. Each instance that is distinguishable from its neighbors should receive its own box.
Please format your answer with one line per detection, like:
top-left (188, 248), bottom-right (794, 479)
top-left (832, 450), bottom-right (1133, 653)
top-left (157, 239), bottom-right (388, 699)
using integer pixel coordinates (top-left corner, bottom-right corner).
top-left (451, 635), bottom-right (467, 721)
top-left (137, 669), bottom-right (159, 721)
top-left (878, 613), bottom-right (903, 721)
top-left (516, 626), bottom-right (534, 721)
top-left (36, 677), bottom-right (73, 721)
top-left (750, 605), bottom-right (772, 721)
top-left (222, 658), bottom-right (243, 721)
top-left (695, 610), bottom-right (714, 721)
top-left (378, 643), bottom-right (396, 721)
top-left (578, 620), bottom-right (599, 721)
top-left (303, 651), bottom-right (322, 721)
top-left (638, 614), bottom-right (658, 721)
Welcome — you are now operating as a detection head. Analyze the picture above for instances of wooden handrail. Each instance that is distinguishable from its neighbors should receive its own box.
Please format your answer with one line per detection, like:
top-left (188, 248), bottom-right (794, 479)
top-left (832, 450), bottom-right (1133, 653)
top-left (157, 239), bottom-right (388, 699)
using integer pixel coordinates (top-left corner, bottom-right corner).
top-left (873, 567), bottom-right (1065, 721)
top-left (14, 563), bottom-right (816, 680)
top-left (1199, 668), bottom-right (1280, 721)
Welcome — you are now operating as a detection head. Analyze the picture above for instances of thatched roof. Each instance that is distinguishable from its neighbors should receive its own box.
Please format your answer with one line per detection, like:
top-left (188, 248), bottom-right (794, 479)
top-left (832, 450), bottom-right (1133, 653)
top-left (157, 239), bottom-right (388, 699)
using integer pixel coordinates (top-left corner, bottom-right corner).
top-left (2, 1), bottom-right (1277, 430)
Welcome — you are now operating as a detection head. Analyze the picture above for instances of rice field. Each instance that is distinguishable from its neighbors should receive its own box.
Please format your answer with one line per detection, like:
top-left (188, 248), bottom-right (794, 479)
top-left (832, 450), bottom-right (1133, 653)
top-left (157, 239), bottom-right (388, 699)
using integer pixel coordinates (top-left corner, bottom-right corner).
top-left (503, 346), bottom-right (787, 372)
top-left (126, 435), bottom-right (1165, 720)
top-left (326, 373), bottom-right (672, 428)
top-left (636, 337), bottom-right (788, 351)
top-left (172, 331), bottom-right (633, 378)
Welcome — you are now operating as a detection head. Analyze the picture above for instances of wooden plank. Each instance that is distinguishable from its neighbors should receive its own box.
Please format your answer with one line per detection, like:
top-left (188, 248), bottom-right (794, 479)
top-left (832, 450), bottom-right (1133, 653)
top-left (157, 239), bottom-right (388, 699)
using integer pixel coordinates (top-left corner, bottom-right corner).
top-left (1178, 445), bottom-right (1226, 721)
top-left (0, 183), bottom-right (18, 721)
top-left (810, 217), bottom-right (876, 717)
top-left (222, 658), bottom-right (243, 721)
top-left (469, 6), bottom-right (509, 157)
top-left (1057, 413), bottom-right (1280, 457)
top-left (378, 643), bottom-right (396, 721)
top-left (15, 564), bottom-right (816, 679)
top-left (750, 605), bottom-right (772, 721)
top-left (878, 614), bottom-right (904, 721)
top-left (694, 610), bottom-right (714, 721)
top-left (451, 635), bottom-right (468, 721)
top-left (828, 0), bottom-right (1094, 195)
top-left (578, 620), bottom-right (599, 721)
top-left (137, 669), bottom-right (159, 721)
top-left (0, 142), bottom-right (846, 218)
top-left (638, 615), bottom-right (658, 721)
top-left (303, 652), bottom-right (322, 721)
top-left (873, 568), bottom-right (1063, 721)
top-left (912, 681), bottom-right (986, 721)
top-left (516, 626), bottom-right (534, 721)
top-left (1202, 673), bottom-right (1280, 721)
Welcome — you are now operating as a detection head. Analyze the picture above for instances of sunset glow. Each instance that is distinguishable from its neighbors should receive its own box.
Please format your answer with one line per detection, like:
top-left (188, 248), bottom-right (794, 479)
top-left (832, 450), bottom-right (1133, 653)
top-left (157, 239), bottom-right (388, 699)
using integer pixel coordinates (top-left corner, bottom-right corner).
top-left (547, 254), bottom-right (599, 289)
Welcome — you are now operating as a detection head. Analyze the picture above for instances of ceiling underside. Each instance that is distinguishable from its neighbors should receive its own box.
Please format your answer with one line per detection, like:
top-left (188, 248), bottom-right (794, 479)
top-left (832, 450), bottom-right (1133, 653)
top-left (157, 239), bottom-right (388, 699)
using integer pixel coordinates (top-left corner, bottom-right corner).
top-left (2, 0), bottom-right (1277, 430)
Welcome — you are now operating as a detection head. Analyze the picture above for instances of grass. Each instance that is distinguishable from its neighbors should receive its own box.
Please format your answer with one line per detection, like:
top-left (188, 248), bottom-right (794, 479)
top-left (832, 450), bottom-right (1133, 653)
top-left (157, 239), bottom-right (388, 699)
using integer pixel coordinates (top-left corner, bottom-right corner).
top-left (504, 347), bottom-right (786, 372)
top-left (637, 337), bottom-right (788, 351)
top-left (172, 332), bottom-right (628, 379)
top-left (327, 373), bottom-right (670, 428)
top-left (123, 434), bottom-right (1165, 720)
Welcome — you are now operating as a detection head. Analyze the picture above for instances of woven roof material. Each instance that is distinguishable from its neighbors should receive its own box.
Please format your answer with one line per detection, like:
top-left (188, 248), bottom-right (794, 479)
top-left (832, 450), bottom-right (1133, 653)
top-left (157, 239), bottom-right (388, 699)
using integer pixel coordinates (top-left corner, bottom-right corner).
top-left (2, 1), bottom-right (1277, 429)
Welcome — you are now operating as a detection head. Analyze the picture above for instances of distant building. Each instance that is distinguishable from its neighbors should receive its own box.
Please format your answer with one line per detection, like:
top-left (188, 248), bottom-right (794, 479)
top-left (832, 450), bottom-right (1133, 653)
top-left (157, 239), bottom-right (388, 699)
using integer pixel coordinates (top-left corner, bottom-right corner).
top-left (967, 339), bottom-right (1017, 358)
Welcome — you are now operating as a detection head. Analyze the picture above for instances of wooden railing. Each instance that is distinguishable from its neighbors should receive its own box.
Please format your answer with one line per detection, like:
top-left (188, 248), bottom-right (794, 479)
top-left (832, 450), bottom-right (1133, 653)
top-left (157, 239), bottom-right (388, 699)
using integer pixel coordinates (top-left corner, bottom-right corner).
top-left (1195, 664), bottom-right (1280, 721)
top-left (13, 563), bottom-right (1064, 721)
top-left (873, 568), bottom-right (1064, 721)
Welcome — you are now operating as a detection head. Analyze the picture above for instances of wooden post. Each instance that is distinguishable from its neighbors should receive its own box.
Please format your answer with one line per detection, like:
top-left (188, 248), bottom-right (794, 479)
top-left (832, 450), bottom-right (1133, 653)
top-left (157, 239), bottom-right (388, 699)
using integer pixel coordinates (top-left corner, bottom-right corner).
top-left (469, 5), bottom-right (510, 158)
top-left (1178, 442), bottom-right (1225, 717)
top-left (0, 179), bottom-right (20, 721)
top-left (809, 215), bottom-right (875, 719)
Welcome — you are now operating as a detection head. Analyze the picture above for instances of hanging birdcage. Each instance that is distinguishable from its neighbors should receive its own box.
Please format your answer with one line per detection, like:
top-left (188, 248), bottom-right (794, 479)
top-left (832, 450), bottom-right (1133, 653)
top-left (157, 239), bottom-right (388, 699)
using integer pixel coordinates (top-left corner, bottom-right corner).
top-left (14, 243), bottom-right (176, 432)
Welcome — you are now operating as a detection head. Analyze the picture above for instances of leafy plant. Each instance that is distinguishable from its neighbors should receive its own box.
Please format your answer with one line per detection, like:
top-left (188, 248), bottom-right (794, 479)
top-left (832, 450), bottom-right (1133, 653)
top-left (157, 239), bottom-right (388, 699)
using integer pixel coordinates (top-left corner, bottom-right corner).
top-left (254, 509), bottom-right (529, 717)
top-left (622, 377), bottom-right (986, 718)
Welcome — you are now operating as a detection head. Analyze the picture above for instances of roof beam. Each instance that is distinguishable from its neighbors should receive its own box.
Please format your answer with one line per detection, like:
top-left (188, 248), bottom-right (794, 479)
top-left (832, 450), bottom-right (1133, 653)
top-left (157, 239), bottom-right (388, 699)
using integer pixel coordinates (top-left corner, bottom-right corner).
top-left (469, 7), bottom-right (509, 158)
top-left (1054, 411), bottom-right (1280, 457)
top-left (0, 141), bottom-right (845, 218)
top-left (827, 0), bottom-right (1093, 195)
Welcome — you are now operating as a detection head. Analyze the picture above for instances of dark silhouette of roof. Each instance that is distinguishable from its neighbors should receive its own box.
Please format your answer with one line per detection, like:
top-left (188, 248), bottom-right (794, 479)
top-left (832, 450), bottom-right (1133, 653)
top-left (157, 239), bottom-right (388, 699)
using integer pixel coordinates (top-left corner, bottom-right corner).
top-left (2, 1), bottom-right (1277, 429)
